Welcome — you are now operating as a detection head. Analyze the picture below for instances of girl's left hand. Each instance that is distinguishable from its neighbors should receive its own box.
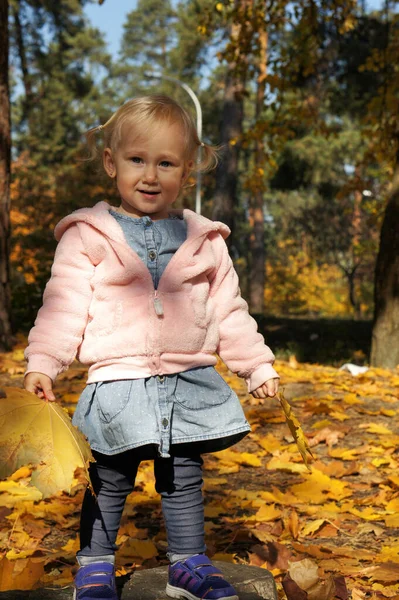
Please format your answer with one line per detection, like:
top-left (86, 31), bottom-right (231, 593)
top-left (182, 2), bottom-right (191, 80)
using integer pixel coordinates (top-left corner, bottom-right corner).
top-left (251, 378), bottom-right (279, 399)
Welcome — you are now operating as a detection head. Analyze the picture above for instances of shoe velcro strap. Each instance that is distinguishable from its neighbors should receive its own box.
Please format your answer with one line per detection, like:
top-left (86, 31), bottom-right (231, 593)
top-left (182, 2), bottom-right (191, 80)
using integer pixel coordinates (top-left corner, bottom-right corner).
top-left (77, 573), bottom-right (114, 588)
top-left (75, 563), bottom-right (114, 588)
top-left (184, 555), bottom-right (213, 570)
top-left (194, 564), bottom-right (223, 578)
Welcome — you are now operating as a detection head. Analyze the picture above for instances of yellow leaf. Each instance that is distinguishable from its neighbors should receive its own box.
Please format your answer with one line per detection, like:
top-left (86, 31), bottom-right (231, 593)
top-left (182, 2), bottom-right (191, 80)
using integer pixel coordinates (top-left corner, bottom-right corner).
top-left (216, 464), bottom-right (240, 474)
top-left (0, 479), bottom-right (42, 506)
top-left (252, 432), bottom-right (281, 453)
top-left (215, 2), bottom-right (224, 11)
top-left (0, 556), bottom-right (45, 591)
top-left (359, 423), bottom-right (393, 435)
top-left (277, 391), bottom-right (313, 470)
top-left (385, 514), bottom-right (399, 527)
top-left (301, 518), bottom-right (328, 537)
top-left (349, 507), bottom-right (384, 521)
top-left (118, 538), bottom-right (158, 560)
top-left (372, 457), bottom-right (391, 467)
top-left (371, 582), bottom-right (399, 596)
top-left (377, 546), bottom-right (399, 563)
top-left (211, 553), bottom-right (236, 562)
top-left (61, 537), bottom-right (80, 554)
top-left (381, 409), bottom-right (396, 417)
top-left (205, 504), bottom-right (227, 518)
top-left (266, 457), bottom-right (308, 473)
top-left (343, 393), bottom-right (363, 405)
top-left (0, 387), bottom-right (94, 498)
top-left (290, 469), bottom-right (351, 504)
top-left (329, 447), bottom-right (361, 461)
top-left (311, 419), bottom-right (332, 430)
top-left (253, 503), bottom-right (281, 522)
top-left (385, 498), bottom-right (399, 512)
top-left (330, 411), bottom-right (350, 421)
top-left (10, 465), bottom-right (31, 480)
top-left (215, 449), bottom-right (262, 467)
top-left (260, 487), bottom-right (298, 505)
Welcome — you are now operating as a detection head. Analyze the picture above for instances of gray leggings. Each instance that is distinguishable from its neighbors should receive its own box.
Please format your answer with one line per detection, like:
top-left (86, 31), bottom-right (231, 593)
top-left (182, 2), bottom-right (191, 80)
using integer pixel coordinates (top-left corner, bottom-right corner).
top-left (77, 445), bottom-right (206, 565)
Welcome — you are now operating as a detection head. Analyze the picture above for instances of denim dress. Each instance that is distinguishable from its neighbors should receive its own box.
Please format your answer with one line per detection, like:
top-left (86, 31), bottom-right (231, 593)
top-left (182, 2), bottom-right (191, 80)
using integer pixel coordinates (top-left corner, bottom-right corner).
top-left (72, 209), bottom-right (251, 458)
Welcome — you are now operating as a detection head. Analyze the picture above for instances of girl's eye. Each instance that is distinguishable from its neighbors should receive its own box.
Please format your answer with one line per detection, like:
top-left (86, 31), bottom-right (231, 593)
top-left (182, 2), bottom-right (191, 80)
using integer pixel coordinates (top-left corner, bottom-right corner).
top-left (160, 160), bottom-right (172, 167)
top-left (130, 156), bottom-right (142, 163)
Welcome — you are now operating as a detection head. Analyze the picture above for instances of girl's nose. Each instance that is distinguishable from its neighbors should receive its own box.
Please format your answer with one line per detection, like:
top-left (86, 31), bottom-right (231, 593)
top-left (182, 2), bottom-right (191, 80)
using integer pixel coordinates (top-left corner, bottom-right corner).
top-left (143, 164), bottom-right (157, 183)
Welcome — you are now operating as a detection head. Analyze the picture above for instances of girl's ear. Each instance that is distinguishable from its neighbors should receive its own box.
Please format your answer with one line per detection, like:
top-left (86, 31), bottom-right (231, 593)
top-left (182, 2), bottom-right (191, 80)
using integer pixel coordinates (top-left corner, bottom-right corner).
top-left (103, 148), bottom-right (116, 178)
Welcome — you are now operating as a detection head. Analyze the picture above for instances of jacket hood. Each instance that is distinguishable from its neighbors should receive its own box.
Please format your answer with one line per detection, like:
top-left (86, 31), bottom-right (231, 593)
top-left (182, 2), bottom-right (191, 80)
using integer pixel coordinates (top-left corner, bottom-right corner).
top-left (54, 201), bottom-right (230, 243)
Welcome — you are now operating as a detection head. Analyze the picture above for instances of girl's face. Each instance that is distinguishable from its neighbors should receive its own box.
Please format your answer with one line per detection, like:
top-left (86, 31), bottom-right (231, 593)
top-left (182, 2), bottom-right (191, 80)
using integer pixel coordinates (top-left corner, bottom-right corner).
top-left (103, 120), bottom-right (191, 220)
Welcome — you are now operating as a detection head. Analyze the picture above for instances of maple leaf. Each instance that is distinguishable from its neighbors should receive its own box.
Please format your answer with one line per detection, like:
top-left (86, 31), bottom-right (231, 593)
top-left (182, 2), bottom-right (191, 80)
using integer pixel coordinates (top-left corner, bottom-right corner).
top-left (277, 391), bottom-right (313, 470)
top-left (0, 387), bottom-right (94, 498)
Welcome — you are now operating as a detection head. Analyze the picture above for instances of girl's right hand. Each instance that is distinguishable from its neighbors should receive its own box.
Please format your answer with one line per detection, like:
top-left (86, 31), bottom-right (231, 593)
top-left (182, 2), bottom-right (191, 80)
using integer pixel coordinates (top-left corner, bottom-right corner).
top-left (24, 372), bottom-right (56, 401)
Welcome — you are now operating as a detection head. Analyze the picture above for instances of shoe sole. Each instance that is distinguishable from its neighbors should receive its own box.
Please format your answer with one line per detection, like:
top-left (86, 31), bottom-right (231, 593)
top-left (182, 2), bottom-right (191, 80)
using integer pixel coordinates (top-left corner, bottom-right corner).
top-left (166, 583), bottom-right (239, 600)
top-left (72, 587), bottom-right (117, 600)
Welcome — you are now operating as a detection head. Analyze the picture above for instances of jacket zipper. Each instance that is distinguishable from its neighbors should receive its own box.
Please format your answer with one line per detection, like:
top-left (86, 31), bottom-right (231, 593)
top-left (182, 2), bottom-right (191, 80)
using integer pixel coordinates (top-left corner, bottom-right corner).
top-left (153, 291), bottom-right (164, 316)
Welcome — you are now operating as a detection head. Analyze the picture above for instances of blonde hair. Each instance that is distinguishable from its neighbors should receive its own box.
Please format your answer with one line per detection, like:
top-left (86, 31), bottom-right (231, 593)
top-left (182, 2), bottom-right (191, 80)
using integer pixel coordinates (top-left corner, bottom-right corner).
top-left (84, 95), bottom-right (219, 173)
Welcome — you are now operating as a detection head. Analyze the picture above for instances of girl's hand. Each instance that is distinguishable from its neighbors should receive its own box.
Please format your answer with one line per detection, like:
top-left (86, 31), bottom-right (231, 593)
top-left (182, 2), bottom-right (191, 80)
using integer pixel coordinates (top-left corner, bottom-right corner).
top-left (24, 372), bottom-right (56, 401)
top-left (251, 377), bottom-right (279, 399)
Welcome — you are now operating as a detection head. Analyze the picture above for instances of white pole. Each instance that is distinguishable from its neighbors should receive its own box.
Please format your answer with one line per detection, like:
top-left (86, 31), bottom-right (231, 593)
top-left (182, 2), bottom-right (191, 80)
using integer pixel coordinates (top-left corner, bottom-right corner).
top-left (144, 73), bottom-right (203, 214)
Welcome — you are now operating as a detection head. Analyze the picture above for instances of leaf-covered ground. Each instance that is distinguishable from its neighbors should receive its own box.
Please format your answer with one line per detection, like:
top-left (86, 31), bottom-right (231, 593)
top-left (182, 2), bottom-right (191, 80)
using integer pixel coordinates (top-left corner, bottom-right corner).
top-left (0, 335), bottom-right (399, 598)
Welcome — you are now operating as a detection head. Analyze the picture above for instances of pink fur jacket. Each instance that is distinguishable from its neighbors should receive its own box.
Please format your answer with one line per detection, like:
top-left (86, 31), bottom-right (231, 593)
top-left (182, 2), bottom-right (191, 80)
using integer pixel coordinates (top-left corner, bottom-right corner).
top-left (24, 201), bottom-right (279, 391)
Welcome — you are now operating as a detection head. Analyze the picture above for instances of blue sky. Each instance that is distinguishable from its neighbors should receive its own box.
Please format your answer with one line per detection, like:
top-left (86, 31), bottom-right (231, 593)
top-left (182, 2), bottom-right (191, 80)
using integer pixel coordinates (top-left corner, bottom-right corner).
top-left (84, 2), bottom-right (135, 59)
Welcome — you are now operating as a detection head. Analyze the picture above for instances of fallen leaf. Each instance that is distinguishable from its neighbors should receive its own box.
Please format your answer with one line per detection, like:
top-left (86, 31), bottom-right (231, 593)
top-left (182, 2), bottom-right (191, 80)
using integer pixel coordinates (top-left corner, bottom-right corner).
top-left (117, 538), bottom-right (158, 560)
top-left (214, 448), bottom-right (262, 467)
top-left (278, 392), bottom-right (313, 469)
top-left (289, 557), bottom-right (319, 590)
top-left (287, 510), bottom-right (299, 539)
top-left (308, 427), bottom-right (344, 448)
top-left (301, 518), bottom-right (329, 537)
top-left (351, 589), bottom-right (366, 600)
top-left (0, 387), bottom-right (94, 498)
top-left (0, 556), bottom-right (45, 591)
top-left (266, 456), bottom-right (309, 473)
top-left (285, 558), bottom-right (345, 600)
top-left (290, 469), bottom-right (352, 504)
top-left (359, 423), bottom-right (393, 435)
top-left (253, 504), bottom-right (282, 522)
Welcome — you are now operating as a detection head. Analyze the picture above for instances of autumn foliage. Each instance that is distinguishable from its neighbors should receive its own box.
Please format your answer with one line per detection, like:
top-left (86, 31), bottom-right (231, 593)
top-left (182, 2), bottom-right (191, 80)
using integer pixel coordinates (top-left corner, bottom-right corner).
top-left (0, 338), bottom-right (398, 598)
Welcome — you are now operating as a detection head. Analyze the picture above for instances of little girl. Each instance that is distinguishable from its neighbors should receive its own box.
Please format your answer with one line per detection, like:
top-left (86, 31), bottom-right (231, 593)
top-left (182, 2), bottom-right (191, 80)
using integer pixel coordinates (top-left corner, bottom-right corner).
top-left (24, 95), bottom-right (279, 600)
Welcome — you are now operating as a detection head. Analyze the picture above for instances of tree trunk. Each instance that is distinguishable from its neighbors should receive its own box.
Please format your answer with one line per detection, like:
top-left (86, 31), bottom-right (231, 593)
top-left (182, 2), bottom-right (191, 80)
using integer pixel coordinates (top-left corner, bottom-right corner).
top-left (12, 0), bottom-right (33, 122)
top-left (351, 167), bottom-right (362, 319)
top-left (212, 53), bottom-right (244, 245)
top-left (370, 170), bottom-right (399, 368)
top-left (212, 2), bottom-right (249, 248)
top-left (0, 0), bottom-right (13, 350)
top-left (249, 24), bottom-right (268, 314)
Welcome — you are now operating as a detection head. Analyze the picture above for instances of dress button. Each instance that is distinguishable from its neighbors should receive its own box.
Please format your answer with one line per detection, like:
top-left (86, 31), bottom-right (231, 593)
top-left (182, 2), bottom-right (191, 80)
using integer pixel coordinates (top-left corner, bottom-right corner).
top-left (162, 418), bottom-right (169, 427)
top-left (148, 250), bottom-right (157, 260)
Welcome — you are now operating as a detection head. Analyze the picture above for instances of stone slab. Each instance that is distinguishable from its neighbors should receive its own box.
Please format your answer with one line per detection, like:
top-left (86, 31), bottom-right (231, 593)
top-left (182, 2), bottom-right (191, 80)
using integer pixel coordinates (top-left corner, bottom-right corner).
top-left (0, 561), bottom-right (278, 600)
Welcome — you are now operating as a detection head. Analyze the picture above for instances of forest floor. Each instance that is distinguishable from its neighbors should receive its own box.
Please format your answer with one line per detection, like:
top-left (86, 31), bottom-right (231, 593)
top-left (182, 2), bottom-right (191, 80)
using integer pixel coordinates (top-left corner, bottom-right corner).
top-left (0, 334), bottom-right (399, 599)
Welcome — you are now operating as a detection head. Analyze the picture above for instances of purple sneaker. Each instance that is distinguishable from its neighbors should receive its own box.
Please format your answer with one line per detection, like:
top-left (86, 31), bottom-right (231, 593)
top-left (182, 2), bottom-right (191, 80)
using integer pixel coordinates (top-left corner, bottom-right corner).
top-left (73, 562), bottom-right (118, 600)
top-left (166, 554), bottom-right (239, 600)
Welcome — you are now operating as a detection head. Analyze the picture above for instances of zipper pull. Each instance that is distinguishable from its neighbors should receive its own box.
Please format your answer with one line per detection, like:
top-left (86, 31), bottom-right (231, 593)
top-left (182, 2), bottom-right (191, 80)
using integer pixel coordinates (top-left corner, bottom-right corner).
top-left (154, 293), bottom-right (164, 316)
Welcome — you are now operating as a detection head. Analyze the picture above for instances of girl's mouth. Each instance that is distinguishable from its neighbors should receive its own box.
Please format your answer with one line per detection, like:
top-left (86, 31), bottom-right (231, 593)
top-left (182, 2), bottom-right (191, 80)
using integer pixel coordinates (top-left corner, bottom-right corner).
top-left (139, 190), bottom-right (160, 195)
